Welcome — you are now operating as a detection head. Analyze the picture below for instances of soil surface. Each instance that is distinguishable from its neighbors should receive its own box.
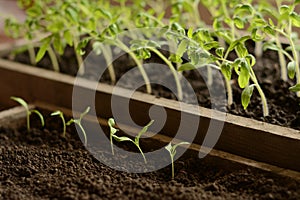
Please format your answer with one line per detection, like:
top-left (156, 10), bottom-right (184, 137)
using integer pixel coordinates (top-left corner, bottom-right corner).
top-left (1, 114), bottom-right (300, 200)
top-left (4, 40), bottom-right (300, 130)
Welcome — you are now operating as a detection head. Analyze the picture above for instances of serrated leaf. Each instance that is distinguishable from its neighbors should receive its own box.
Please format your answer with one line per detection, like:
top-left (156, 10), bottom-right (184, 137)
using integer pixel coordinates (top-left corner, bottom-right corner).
top-left (216, 47), bottom-right (224, 58)
top-left (176, 39), bottom-right (188, 57)
top-left (241, 85), bottom-right (255, 110)
top-left (178, 63), bottom-right (196, 71)
top-left (289, 84), bottom-right (300, 92)
top-left (245, 54), bottom-right (256, 66)
top-left (263, 25), bottom-right (275, 35)
top-left (288, 61), bottom-right (296, 79)
top-left (221, 63), bottom-right (232, 80)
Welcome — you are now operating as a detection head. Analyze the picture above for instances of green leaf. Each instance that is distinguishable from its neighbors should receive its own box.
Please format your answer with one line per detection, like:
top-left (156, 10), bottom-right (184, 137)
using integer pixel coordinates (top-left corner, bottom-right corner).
top-left (216, 47), bottom-right (224, 58)
top-left (36, 37), bottom-right (52, 62)
top-left (233, 17), bottom-right (245, 29)
top-left (236, 43), bottom-right (248, 57)
top-left (263, 42), bottom-right (280, 52)
top-left (136, 120), bottom-right (154, 142)
top-left (112, 135), bottom-right (133, 143)
top-left (289, 84), bottom-right (300, 92)
top-left (64, 30), bottom-right (73, 46)
top-left (241, 84), bottom-right (255, 110)
top-left (288, 61), bottom-right (296, 79)
top-left (238, 61), bottom-right (250, 88)
top-left (221, 63), bottom-right (232, 80)
top-left (187, 27), bottom-right (193, 38)
top-left (51, 110), bottom-right (63, 116)
top-left (263, 25), bottom-right (275, 36)
top-left (53, 34), bottom-right (64, 55)
top-left (108, 118), bottom-right (118, 136)
top-left (173, 142), bottom-right (190, 151)
top-left (178, 63), bottom-right (196, 71)
top-left (176, 39), bottom-right (189, 57)
top-left (66, 7), bottom-right (78, 23)
top-left (10, 96), bottom-right (29, 110)
top-left (245, 54), bottom-right (256, 67)
top-left (290, 12), bottom-right (300, 27)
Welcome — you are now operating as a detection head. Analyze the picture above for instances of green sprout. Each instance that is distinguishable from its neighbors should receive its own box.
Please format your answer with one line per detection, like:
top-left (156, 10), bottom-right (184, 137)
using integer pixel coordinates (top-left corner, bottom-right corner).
top-left (108, 118), bottom-right (119, 155)
top-left (165, 142), bottom-right (190, 179)
top-left (51, 110), bottom-right (66, 137)
top-left (10, 96), bottom-right (44, 132)
top-left (66, 107), bottom-right (90, 146)
top-left (108, 118), bottom-right (154, 164)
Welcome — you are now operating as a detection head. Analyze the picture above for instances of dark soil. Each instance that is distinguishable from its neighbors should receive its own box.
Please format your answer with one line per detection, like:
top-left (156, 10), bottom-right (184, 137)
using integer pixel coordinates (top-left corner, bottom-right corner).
top-left (4, 40), bottom-right (300, 130)
top-left (1, 114), bottom-right (300, 200)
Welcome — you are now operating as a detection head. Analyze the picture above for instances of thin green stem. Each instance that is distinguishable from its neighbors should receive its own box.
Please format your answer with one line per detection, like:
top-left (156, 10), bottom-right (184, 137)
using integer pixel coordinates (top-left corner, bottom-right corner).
top-left (136, 144), bottom-right (147, 164)
top-left (225, 78), bottom-right (233, 106)
top-left (249, 68), bottom-right (269, 116)
top-left (78, 123), bottom-right (87, 146)
top-left (171, 155), bottom-right (174, 179)
top-left (110, 134), bottom-right (114, 155)
top-left (275, 34), bottom-right (287, 81)
top-left (116, 39), bottom-right (152, 94)
top-left (28, 45), bottom-right (36, 66)
top-left (27, 112), bottom-right (30, 132)
top-left (47, 46), bottom-right (60, 72)
top-left (62, 116), bottom-right (66, 137)
top-left (101, 45), bottom-right (116, 84)
top-left (149, 47), bottom-right (183, 101)
top-left (74, 36), bottom-right (85, 75)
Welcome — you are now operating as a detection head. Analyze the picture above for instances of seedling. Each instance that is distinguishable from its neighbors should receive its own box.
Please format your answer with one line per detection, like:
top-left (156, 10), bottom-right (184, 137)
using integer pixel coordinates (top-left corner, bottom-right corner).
top-left (108, 118), bottom-right (119, 155)
top-left (51, 110), bottom-right (66, 137)
top-left (10, 96), bottom-right (44, 132)
top-left (66, 107), bottom-right (90, 146)
top-left (165, 142), bottom-right (190, 179)
top-left (108, 118), bottom-right (154, 164)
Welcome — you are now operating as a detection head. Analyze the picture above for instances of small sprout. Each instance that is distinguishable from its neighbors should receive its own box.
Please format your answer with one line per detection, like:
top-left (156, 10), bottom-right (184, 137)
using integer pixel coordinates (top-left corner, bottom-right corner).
top-left (51, 110), bottom-right (66, 137)
top-left (289, 84), bottom-right (300, 92)
top-left (10, 96), bottom-right (44, 132)
top-left (66, 107), bottom-right (90, 146)
top-left (109, 118), bottom-right (154, 164)
top-left (165, 142), bottom-right (190, 179)
top-left (108, 118), bottom-right (119, 155)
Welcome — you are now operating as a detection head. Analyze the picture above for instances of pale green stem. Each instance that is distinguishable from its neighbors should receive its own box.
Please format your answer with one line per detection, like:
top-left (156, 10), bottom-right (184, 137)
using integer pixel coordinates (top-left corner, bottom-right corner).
top-left (78, 123), bottom-right (87, 146)
top-left (171, 155), bottom-right (174, 179)
top-left (27, 112), bottom-right (31, 132)
top-left (275, 34), bottom-right (287, 81)
top-left (74, 37), bottom-right (85, 75)
top-left (136, 144), bottom-right (147, 164)
top-left (249, 68), bottom-right (269, 116)
top-left (116, 39), bottom-right (152, 94)
top-left (225, 78), bottom-right (233, 106)
top-left (254, 41), bottom-right (263, 58)
top-left (149, 47), bottom-right (183, 101)
top-left (28, 45), bottom-right (36, 66)
top-left (101, 45), bottom-right (116, 84)
top-left (47, 46), bottom-right (60, 72)
top-left (110, 134), bottom-right (114, 155)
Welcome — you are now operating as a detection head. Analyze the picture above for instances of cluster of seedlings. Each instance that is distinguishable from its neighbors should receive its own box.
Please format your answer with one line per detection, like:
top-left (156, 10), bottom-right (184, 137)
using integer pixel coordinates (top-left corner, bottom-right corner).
top-left (10, 96), bottom-right (189, 179)
top-left (5, 0), bottom-right (300, 117)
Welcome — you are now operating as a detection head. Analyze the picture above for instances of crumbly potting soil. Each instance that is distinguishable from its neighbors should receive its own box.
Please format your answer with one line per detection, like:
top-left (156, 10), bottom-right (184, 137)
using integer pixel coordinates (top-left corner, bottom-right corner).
top-left (6, 40), bottom-right (300, 130)
top-left (0, 115), bottom-right (300, 200)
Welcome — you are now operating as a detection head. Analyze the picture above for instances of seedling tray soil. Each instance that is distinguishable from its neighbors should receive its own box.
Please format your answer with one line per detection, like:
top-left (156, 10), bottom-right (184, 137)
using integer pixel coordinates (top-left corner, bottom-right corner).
top-left (1, 106), bottom-right (300, 200)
